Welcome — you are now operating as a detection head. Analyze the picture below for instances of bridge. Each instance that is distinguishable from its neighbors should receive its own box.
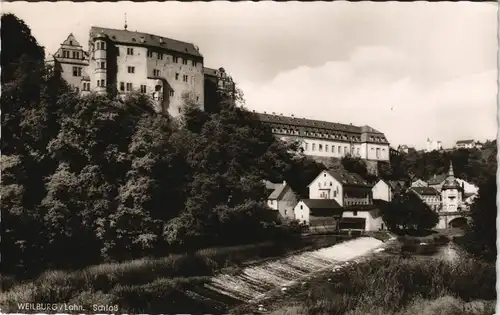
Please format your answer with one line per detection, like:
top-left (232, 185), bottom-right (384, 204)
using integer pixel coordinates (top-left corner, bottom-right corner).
top-left (437, 211), bottom-right (471, 229)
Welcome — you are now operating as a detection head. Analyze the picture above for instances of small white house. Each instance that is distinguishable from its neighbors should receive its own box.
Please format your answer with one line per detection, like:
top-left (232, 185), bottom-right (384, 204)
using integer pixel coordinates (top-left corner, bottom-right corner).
top-left (339, 205), bottom-right (385, 231)
top-left (307, 169), bottom-right (373, 207)
top-left (293, 199), bottom-right (343, 228)
top-left (372, 180), bottom-right (392, 202)
top-left (267, 181), bottom-right (298, 221)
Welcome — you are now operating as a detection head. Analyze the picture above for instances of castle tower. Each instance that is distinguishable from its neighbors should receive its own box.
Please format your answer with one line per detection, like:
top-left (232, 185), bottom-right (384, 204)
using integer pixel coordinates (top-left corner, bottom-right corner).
top-left (441, 161), bottom-right (463, 212)
top-left (92, 31), bottom-right (108, 95)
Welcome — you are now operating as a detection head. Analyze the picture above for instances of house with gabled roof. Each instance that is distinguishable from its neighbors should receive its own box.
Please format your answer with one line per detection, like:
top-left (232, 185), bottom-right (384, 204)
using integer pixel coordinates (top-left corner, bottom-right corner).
top-left (408, 186), bottom-right (441, 211)
top-left (297, 169), bottom-right (384, 231)
top-left (372, 179), bottom-right (407, 202)
top-left (266, 181), bottom-right (298, 221)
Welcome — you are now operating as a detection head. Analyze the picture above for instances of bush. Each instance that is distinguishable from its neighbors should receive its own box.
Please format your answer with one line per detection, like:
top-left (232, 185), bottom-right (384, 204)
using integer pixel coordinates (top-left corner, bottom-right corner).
top-left (276, 255), bottom-right (496, 315)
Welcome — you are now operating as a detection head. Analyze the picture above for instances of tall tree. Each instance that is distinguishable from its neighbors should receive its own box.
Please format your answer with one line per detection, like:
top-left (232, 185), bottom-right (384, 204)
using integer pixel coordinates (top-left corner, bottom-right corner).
top-left (464, 174), bottom-right (497, 260)
top-left (382, 192), bottom-right (439, 232)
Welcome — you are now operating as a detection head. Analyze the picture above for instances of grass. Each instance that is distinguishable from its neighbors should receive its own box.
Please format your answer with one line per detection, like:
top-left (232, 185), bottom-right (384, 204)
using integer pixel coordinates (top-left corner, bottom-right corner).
top-left (266, 254), bottom-right (496, 315)
top-left (0, 235), bottom-right (346, 313)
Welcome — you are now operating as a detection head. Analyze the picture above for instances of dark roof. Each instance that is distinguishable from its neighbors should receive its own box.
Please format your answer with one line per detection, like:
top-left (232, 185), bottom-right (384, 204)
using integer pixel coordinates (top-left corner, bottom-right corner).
top-left (301, 199), bottom-right (342, 210)
top-left (456, 140), bottom-right (475, 144)
top-left (256, 113), bottom-right (389, 144)
top-left (428, 174), bottom-right (447, 185)
top-left (409, 187), bottom-right (440, 196)
top-left (388, 180), bottom-right (406, 190)
top-left (327, 170), bottom-right (372, 187)
top-left (89, 26), bottom-right (202, 58)
top-left (268, 184), bottom-right (289, 200)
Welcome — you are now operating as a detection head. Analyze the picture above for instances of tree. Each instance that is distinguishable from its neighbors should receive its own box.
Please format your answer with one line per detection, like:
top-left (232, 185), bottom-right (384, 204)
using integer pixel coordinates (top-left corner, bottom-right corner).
top-left (382, 192), bottom-right (439, 232)
top-left (464, 174), bottom-right (496, 260)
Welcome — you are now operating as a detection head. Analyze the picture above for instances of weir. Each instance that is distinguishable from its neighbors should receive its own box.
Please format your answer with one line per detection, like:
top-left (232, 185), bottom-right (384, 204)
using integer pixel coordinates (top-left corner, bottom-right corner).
top-left (195, 237), bottom-right (384, 304)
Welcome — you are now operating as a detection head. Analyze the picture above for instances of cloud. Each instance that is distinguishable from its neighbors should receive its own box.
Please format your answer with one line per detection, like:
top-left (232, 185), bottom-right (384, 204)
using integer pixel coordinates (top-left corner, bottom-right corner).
top-left (240, 46), bottom-right (497, 149)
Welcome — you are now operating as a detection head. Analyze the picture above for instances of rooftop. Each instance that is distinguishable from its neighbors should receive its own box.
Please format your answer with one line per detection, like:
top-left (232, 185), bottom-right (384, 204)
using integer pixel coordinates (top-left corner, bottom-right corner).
top-left (327, 170), bottom-right (372, 187)
top-left (456, 140), bottom-right (475, 144)
top-left (409, 186), bottom-right (440, 196)
top-left (301, 199), bottom-right (342, 210)
top-left (89, 26), bottom-right (202, 58)
top-left (256, 113), bottom-right (389, 144)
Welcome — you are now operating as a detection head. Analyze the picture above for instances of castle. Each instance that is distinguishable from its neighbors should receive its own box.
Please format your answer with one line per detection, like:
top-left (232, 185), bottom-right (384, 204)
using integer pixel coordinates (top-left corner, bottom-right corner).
top-left (47, 26), bottom-right (235, 117)
top-left (49, 26), bottom-right (390, 162)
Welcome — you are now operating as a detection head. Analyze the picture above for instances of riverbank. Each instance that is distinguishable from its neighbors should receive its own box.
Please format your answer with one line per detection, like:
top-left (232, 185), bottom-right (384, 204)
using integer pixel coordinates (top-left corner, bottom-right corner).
top-left (0, 234), bottom-right (353, 313)
top-left (253, 245), bottom-right (496, 315)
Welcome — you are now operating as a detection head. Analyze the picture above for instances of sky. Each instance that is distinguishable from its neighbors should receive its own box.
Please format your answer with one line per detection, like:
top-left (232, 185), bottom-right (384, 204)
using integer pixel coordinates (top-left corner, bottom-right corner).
top-left (3, 2), bottom-right (498, 149)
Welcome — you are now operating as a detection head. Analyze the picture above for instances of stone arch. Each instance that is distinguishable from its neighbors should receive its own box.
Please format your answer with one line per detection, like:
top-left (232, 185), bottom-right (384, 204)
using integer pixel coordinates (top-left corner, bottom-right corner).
top-left (448, 217), bottom-right (468, 229)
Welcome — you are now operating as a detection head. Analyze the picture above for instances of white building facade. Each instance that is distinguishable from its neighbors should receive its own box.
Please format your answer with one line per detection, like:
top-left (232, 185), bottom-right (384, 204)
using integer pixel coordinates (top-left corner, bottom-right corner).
top-left (257, 113), bottom-right (390, 162)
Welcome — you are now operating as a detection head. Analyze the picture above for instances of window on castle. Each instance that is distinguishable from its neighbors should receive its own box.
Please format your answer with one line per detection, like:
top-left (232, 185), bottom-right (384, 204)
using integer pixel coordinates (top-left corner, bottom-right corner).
top-left (192, 60), bottom-right (197, 67)
top-left (319, 144), bottom-right (323, 152)
top-left (100, 79), bottom-right (105, 87)
top-left (332, 146), bottom-right (335, 153)
top-left (126, 83), bottom-right (133, 91)
top-left (62, 50), bottom-right (69, 58)
top-left (127, 48), bottom-right (134, 55)
top-left (128, 66), bottom-right (135, 74)
top-left (153, 69), bottom-right (160, 76)
top-left (100, 62), bottom-right (106, 69)
top-left (175, 73), bottom-right (179, 80)
top-left (304, 143), bottom-right (309, 151)
top-left (169, 90), bottom-right (174, 97)
top-left (147, 50), bottom-right (153, 58)
top-left (120, 82), bottom-right (125, 91)
top-left (182, 59), bottom-right (188, 65)
top-left (196, 96), bottom-right (199, 102)
top-left (338, 146), bottom-right (342, 154)
top-left (183, 74), bottom-right (188, 82)
top-left (344, 146), bottom-right (348, 154)
top-left (72, 67), bottom-right (82, 77)
top-left (72, 51), bottom-right (80, 59)
top-left (173, 56), bottom-right (179, 63)
top-left (325, 145), bottom-right (329, 152)
top-left (312, 143), bottom-right (316, 151)
top-left (157, 53), bottom-right (164, 60)
top-left (140, 85), bottom-right (147, 93)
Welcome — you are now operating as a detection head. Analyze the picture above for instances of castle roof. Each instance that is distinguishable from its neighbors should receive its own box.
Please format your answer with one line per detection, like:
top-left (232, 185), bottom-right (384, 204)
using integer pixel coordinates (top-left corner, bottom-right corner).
top-left (89, 26), bottom-right (203, 58)
top-left (456, 139), bottom-right (475, 144)
top-left (257, 113), bottom-right (389, 144)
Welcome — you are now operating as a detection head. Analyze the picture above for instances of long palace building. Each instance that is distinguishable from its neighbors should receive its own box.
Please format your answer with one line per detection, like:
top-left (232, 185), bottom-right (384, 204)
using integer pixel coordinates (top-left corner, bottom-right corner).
top-left (257, 112), bottom-right (390, 162)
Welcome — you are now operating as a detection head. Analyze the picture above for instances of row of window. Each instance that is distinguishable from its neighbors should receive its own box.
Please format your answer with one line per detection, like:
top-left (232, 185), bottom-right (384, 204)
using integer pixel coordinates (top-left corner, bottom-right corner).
top-left (92, 41), bottom-right (201, 69)
top-left (304, 143), bottom-right (358, 155)
top-left (62, 50), bottom-right (81, 59)
top-left (146, 50), bottom-right (199, 67)
top-left (273, 127), bottom-right (361, 141)
top-left (126, 66), bottom-right (193, 84)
